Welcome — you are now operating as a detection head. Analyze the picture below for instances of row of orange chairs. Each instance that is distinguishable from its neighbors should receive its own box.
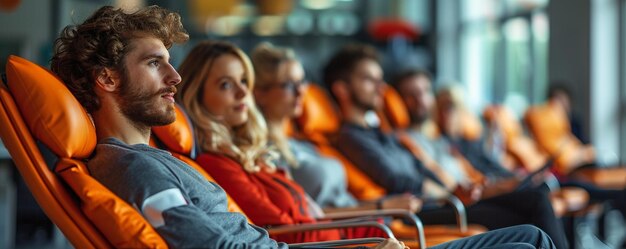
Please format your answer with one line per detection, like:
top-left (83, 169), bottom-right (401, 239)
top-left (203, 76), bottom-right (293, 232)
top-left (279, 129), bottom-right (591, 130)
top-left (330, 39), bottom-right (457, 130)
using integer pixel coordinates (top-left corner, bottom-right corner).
top-left (2, 55), bottom-right (611, 248)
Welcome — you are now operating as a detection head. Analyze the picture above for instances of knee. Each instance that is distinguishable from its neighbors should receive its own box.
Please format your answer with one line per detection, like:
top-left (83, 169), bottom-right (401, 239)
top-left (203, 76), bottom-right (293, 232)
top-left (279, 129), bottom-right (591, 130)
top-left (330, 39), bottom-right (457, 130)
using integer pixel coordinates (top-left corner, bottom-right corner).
top-left (515, 225), bottom-right (548, 238)
top-left (516, 224), bottom-right (543, 233)
top-left (515, 225), bottom-right (552, 244)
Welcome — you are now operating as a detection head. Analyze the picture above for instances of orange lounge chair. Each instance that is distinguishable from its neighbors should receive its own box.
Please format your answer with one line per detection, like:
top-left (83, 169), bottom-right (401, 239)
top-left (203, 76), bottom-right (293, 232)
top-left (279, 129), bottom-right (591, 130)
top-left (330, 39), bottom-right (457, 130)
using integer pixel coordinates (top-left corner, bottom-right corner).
top-left (524, 102), bottom-right (626, 189)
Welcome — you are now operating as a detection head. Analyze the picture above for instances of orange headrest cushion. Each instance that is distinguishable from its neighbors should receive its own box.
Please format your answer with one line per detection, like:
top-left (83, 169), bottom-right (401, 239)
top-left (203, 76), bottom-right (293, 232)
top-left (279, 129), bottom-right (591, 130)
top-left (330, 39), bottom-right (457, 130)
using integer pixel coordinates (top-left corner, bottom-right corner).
top-left (382, 85), bottom-right (411, 129)
top-left (151, 105), bottom-right (194, 156)
top-left (296, 84), bottom-right (341, 135)
top-left (5, 55), bottom-right (96, 159)
top-left (483, 105), bottom-right (522, 139)
top-left (459, 110), bottom-right (483, 141)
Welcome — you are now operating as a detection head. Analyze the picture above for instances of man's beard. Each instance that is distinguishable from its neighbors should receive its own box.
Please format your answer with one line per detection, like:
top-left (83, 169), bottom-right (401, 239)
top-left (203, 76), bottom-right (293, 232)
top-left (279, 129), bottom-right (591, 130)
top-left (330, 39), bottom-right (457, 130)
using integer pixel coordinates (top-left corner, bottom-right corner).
top-left (116, 72), bottom-right (177, 128)
top-left (348, 82), bottom-right (379, 112)
top-left (350, 93), bottom-right (377, 111)
top-left (411, 110), bottom-right (430, 125)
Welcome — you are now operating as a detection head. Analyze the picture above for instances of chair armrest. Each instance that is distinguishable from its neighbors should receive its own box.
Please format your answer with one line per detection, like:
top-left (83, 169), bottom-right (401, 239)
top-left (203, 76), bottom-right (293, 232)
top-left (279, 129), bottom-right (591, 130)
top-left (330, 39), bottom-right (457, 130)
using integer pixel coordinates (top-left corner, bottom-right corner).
top-left (423, 195), bottom-right (468, 233)
top-left (318, 209), bottom-right (425, 248)
top-left (440, 195), bottom-right (468, 233)
top-left (266, 220), bottom-right (395, 239)
top-left (288, 237), bottom-right (386, 248)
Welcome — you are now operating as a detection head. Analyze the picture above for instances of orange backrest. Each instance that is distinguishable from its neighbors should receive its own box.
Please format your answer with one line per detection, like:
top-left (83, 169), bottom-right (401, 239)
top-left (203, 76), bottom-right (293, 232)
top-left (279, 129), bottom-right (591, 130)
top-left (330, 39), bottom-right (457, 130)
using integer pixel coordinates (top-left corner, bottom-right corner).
top-left (482, 105), bottom-right (523, 141)
top-left (294, 84), bottom-right (386, 200)
top-left (483, 105), bottom-right (549, 172)
top-left (379, 85), bottom-right (442, 138)
top-left (524, 103), bottom-right (572, 155)
top-left (151, 105), bottom-right (250, 216)
top-left (524, 102), bottom-right (585, 172)
top-left (1, 55), bottom-right (167, 248)
top-left (295, 84), bottom-right (342, 143)
top-left (457, 110), bottom-right (483, 141)
top-left (152, 105), bottom-right (196, 158)
top-left (380, 85), bottom-right (411, 130)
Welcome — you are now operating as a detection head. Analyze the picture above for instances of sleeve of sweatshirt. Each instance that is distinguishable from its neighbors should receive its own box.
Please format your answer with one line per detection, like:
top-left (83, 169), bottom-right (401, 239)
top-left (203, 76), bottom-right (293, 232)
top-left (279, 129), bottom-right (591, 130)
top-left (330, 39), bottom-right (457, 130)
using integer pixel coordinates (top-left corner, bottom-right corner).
top-left (110, 152), bottom-right (287, 249)
top-left (336, 129), bottom-right (424, 195)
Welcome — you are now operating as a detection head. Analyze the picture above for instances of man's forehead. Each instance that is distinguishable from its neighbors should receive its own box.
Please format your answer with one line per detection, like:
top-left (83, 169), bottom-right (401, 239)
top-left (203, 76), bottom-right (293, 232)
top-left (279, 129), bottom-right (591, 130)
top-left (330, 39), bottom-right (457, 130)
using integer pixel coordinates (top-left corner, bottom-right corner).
top-left (416, 76), bottom-right (432, 88)
top-left (354, 59), bottom-right (382, 76)
top-left (126, 37), bottom-right (169, 58)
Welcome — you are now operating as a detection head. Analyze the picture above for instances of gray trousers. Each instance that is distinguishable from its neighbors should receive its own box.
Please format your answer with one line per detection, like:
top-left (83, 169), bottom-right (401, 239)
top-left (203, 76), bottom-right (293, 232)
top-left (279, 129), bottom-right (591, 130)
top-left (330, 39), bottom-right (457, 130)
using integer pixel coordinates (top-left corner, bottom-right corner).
top-left (430, 224), bottom-right (556, 249)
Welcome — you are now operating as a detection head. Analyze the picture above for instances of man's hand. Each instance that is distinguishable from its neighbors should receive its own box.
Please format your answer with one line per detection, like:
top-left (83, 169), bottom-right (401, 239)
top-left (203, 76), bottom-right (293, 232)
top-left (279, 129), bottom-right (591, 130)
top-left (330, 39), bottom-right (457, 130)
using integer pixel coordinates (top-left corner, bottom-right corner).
top-left (381, 194), bottom-right (423, 213)
top-left (481, 177), bottom-right (521, 199)
top-left (374, 238), bottom-right (409, 249)
top-left (453, 184), bottom-right (483, 205)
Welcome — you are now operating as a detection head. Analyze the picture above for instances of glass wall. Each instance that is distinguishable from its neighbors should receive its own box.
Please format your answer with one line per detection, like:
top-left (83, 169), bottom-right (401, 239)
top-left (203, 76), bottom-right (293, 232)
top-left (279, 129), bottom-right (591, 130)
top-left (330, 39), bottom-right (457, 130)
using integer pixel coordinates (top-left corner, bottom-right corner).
top-left (622, 0), bottom-right (626, 164)
top-left (456, 0), bottom-right (548, 117)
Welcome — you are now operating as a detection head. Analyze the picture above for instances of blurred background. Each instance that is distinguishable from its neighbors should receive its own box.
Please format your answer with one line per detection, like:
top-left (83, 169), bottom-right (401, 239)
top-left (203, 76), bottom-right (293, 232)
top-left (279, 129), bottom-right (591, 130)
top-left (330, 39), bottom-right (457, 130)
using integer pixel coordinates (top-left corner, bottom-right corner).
top-left (0, 0), bottom-right (625, 248)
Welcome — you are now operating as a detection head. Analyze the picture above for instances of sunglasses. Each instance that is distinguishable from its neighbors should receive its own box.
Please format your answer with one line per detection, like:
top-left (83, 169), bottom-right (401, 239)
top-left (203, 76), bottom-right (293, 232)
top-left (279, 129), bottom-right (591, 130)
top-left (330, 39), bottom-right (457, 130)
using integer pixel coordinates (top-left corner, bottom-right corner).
top-left (259, 79), bottom-right (308, 93)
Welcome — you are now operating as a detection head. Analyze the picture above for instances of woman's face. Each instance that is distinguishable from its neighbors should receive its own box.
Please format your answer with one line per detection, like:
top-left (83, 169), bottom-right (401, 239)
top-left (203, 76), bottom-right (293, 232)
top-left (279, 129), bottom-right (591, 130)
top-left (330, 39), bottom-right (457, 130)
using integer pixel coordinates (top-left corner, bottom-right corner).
top-left (255, 60), bottom-right (305, 121)
top-left (201, 54), bottom-right (250, 127)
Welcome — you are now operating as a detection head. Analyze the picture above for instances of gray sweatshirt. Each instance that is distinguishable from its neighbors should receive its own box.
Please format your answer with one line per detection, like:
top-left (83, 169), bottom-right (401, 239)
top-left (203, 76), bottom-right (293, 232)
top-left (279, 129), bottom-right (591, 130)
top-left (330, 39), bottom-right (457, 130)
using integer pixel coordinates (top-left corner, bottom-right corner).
top-left (88, 137), bottom-right (288, 249)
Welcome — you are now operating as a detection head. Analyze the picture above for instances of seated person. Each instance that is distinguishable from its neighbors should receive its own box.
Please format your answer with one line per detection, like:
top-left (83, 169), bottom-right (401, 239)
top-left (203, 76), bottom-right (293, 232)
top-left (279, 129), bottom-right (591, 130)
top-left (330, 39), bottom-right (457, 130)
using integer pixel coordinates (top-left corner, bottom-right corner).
top-left (251, 42), bottom-right (421, 213)
top-left (433, 85), bottom-right (516, 180)
top-left (326, 44), bottom-right (568, 249)
top-left (392, 70), bottom-right (519, 196)
top-left (50, 5), bottom-right (556, 249)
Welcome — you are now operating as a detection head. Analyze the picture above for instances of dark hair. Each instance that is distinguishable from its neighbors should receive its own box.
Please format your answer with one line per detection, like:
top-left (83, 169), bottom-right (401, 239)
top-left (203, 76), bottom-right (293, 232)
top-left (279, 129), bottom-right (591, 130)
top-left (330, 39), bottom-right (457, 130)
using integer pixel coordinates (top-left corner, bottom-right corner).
top-left (547, 82), bottom-right (572, 100)
top-left (50, 5), bottom-right (189, 112)
top-left (322, 43), bottom-right (379, 101)
top-left (391, 68), bottom-right (433, 91)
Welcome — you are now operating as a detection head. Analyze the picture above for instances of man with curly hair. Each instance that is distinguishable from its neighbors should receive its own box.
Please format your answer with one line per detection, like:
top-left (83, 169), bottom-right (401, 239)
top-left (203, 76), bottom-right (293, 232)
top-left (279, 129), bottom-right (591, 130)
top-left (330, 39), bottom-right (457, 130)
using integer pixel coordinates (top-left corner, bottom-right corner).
top-left (50, 5), bottom-right (294, 248)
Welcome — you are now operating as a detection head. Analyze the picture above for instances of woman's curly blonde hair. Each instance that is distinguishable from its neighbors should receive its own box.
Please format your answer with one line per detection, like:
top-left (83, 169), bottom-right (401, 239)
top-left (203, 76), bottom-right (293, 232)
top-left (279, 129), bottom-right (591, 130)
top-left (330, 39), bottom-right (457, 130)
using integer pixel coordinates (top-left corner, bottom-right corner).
top-left (177, 40), bottom-right (276, 173)
top-left (51, 5), bottom-right (189, 113)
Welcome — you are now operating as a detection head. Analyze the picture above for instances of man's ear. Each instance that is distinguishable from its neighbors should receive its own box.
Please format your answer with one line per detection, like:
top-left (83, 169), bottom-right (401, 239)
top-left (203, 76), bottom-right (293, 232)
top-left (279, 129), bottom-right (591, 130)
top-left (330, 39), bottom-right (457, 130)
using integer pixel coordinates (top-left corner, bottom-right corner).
top-left (95, 68), bottom-right (121, 92)
top-left (252, 88), bottom-right (266, 106)
top-left (331, 80), bottom-right (349, 102)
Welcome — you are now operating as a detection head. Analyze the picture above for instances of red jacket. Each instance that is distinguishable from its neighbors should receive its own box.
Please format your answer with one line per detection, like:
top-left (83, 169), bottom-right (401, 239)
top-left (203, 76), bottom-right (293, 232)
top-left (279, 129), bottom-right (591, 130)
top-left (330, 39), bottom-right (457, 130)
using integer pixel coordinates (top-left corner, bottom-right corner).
top-left (196, 152), bottom-right (342, 242)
